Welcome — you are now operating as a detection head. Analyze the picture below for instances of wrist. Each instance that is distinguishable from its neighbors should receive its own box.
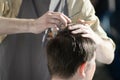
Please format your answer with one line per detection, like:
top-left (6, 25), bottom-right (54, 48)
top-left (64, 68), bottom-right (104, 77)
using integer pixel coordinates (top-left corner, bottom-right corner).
top-left (26, 19), bottom-right (36, 33)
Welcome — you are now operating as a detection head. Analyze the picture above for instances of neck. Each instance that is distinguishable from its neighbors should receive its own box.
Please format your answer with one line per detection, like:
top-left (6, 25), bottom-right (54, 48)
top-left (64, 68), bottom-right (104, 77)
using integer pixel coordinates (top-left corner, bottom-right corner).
top-left (51, 72), bottom-right (82, 80)
top-left (52, 76), bottom-right (70, 80)
top-left (52, 75), bottom-right (80, 80)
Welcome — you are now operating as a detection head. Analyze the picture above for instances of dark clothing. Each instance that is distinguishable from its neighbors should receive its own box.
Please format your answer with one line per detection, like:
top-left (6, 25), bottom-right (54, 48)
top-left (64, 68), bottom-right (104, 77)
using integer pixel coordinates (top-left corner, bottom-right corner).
top-left (0, 0), bottom-right (68, 80)
top-left (94, 0), bottom-right (109, 19)
top-left (0, 0), bottom-right (50, 80)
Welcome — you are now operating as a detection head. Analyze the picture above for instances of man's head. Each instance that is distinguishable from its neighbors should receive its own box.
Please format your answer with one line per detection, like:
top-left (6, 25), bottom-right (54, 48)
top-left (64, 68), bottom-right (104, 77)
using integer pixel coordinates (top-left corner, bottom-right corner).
top-left (46, 28), bottom-right (96, 80)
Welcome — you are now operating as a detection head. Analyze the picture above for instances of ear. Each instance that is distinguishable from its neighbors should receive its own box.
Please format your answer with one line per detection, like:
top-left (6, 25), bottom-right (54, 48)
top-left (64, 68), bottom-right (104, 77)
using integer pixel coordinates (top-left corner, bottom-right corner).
top-left (77, 62), bottom-right (87, 78)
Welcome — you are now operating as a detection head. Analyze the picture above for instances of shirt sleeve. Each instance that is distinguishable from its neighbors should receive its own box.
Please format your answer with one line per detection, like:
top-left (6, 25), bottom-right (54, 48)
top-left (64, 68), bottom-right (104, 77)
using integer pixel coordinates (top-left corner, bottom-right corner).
top-left (0, 1), bottom-right (8, 43)
top-left (80, 0), bottom-right (116, 49)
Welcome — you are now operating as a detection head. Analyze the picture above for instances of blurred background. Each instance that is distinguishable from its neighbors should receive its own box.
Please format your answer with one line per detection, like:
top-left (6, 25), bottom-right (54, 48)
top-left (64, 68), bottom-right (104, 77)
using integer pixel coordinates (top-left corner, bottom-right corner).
top-left (90, 0), bottom-right (120, 80)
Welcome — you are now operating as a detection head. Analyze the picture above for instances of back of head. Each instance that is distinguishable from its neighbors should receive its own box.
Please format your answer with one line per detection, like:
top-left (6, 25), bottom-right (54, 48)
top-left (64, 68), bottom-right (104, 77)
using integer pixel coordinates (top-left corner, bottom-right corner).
top-left (46, 28), bottom-right (96, 79)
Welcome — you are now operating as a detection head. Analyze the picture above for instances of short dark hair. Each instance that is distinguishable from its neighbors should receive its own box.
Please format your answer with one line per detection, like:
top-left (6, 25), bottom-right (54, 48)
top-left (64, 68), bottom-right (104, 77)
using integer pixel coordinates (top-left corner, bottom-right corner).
top-left (46, 28), bottom-right (96, 79)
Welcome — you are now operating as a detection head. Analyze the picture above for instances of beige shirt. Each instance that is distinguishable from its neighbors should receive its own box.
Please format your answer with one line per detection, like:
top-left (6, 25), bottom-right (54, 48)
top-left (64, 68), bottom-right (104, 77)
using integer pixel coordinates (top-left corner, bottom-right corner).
top-left (0, 0), bottom-right (115, 48)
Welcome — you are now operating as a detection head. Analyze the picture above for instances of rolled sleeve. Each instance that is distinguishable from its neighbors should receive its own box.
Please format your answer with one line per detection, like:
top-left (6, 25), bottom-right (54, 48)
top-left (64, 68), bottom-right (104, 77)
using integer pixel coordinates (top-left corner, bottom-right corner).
top-left (70, 0), bottom-right (116, 50)
top-left (82, 0), bottom-right (116, 49)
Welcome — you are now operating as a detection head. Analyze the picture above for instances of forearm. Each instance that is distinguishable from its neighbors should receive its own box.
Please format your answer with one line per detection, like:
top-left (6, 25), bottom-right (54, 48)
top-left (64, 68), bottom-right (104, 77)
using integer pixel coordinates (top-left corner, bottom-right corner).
top-left (0, 16), bottom-right (34, 34)
top-left (80, 0), bottom-right (115, 64)
top-left (0, 11), bottom-right (71, 35)
top-left (96, 38), bottom-right (115, 64)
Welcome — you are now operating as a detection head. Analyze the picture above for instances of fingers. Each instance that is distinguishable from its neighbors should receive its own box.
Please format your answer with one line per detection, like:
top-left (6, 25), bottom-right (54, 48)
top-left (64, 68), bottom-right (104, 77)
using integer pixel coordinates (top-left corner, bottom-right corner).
top-left (71, 28), bottom-right (88, 34)
top-left (68, 24), bottom-right (85, 30)
top-left (47, 18), bottom-right (60, 25)
top-left (68, 24), bottom-right (92, 34)
top-left (68, 23), bottom-right (97, 42)
top-left (47, 11), bottom-right (71, 27)
top-left (32, 11), bottom-right (71, 34)
top-left (77, 19), bottom-right (95, 26)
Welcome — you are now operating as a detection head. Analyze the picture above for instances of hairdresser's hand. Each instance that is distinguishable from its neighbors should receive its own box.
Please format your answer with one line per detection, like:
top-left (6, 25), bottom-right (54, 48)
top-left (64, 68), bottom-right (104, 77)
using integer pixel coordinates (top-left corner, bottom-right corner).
top-left (29, 11), bottom-right (71, 34)
top-left (68, 23), bottom-right (103, 45)
top-left (69, 19), bottom-right (115, 64)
